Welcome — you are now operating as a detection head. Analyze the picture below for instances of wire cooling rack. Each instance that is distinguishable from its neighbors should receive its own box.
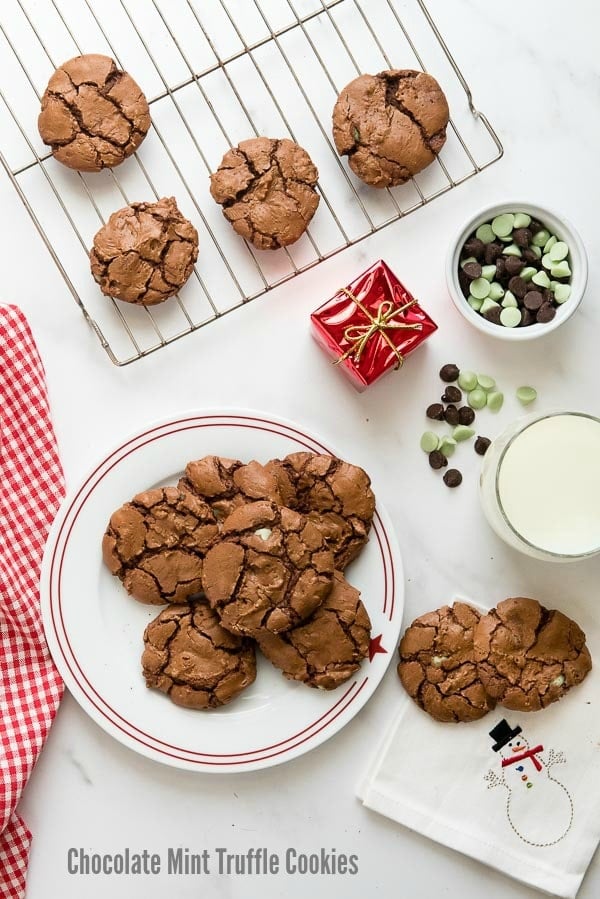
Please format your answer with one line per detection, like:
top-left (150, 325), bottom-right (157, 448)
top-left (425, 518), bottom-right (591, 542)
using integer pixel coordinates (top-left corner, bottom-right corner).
top-left (0, 0), bottom-right (503, 366)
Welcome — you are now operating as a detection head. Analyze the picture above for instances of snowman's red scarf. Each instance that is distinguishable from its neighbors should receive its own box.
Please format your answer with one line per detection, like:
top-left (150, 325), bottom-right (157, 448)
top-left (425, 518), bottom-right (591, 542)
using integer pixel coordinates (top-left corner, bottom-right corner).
top-left (501, 745), bottom-right (544, 772)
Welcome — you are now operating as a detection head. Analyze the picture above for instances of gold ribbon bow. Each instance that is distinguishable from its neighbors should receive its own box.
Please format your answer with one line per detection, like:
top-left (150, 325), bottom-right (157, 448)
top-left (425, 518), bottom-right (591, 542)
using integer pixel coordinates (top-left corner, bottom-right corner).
top-left (334, 288), bottom-right (422, 370)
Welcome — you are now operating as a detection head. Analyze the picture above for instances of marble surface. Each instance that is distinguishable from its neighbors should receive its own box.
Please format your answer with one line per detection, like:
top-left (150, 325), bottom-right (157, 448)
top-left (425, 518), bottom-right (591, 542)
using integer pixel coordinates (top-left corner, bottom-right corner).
top-left (3, 0), bottom-right (600, 895)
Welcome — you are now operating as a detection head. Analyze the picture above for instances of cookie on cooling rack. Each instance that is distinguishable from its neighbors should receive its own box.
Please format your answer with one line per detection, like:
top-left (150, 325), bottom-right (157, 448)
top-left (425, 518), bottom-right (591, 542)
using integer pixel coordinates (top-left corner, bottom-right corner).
top-left (332, 69), bottom-right (449, 188)
top-left (209, 137), bottom-right (320, 250)
top-left (142, 600), bottom-right (256, 709)
top-left (38, 53), bottom-right (151, 172)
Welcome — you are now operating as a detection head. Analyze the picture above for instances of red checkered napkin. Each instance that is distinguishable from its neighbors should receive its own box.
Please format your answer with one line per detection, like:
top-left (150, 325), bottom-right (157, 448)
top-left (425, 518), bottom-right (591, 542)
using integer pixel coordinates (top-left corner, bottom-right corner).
top-left (0, 306), bottom-right (65, 898)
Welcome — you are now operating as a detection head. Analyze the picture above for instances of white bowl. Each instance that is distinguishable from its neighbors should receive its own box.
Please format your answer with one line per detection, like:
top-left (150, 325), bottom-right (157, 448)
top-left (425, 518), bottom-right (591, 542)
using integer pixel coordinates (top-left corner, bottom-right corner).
top-left (446, 201), bottom-right (588, 341)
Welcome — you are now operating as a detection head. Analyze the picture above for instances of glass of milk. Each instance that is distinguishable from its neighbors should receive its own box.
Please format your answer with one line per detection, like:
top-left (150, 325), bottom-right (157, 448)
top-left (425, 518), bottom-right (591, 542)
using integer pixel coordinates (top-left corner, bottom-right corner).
top-left (480, 411), bottom-right (600, 562)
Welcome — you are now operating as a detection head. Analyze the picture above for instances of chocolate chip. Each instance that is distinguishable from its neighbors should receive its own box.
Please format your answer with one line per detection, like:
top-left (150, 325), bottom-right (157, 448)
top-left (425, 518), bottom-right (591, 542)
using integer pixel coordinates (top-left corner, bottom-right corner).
top-left (463, 238), bottom-right (485, 260)
top-left (524, 290), bottom-right (543, 311)
top-left (504, 256), bottom-right (525, 276)
top-left (537, 303), bottom-right (556, 323)
top-left (513, 228), bottom-right (532, 248)
top-left (521, 248), bottom-right (538, 265)
top-left (443, 469), bottom-right (462, 488)
top-left (519, 309), bottom-right (535, 327)
top-left (426, 403), bottom-right (445, 421)
top-left (440, 364), bottom-right (460, 382)
top-left (429, 450), bottom-right (448, 470)
top-left (495, 257), bottom-right (506, 280)
top-left (484, 242), bottom-right (503, 265)
top-left (543, 288), bottom-right (555, 304)
top-left (529, 220), bottom-right (543, 235)
top-left (508, 276), bottom-right (527, 299)
top-left (462, 262), bottom-right (482, 280)
top-left (442, 385), bottom-right (462, 404)
top-left (484, 306), bottom-right (502, 325)
top-left (458, 269), bottom-right (470, 298)
top-left (444, 404), bottom-right (460, 426)
top-left (474, 436), bottom-right (491, 455)
top-left (458, 406), bottom-right (475, 426)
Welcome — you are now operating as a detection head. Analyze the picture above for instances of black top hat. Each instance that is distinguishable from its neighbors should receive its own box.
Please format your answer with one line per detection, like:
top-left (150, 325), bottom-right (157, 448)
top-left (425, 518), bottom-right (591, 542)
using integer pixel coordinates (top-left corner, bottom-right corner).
top-left (489, 719), bottom-right (522, 752)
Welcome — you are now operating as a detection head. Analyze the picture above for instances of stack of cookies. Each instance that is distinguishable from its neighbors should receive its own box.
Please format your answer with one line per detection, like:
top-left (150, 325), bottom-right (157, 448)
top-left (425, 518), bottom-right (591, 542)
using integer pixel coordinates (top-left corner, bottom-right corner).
top-left (397, 598), bottom-right (592, 723)
top-left (102, 453), bottom-right (375, 710)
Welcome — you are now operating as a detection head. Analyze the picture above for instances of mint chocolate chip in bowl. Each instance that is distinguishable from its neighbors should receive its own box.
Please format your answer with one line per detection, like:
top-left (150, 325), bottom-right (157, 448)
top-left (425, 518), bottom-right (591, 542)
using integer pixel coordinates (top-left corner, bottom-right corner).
top-left (446, 203), bottom-right (587, 341)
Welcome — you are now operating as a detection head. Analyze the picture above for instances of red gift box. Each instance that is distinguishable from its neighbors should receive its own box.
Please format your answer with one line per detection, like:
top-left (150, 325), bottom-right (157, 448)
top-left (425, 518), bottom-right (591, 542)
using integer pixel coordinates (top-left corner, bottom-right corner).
top-left (310, 260), bottom-right (438, 392)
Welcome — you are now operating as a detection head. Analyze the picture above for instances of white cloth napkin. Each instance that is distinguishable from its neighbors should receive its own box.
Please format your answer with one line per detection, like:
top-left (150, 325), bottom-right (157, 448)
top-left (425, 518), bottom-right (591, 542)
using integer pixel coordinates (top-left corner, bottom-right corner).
top-left (358, 600), bottom-right (600, 898)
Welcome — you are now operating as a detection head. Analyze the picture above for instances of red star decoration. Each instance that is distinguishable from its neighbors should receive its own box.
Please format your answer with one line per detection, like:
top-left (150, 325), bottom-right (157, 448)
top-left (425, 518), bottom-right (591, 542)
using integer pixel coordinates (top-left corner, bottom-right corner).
top-left (369, 634), bottom-right (388, 662)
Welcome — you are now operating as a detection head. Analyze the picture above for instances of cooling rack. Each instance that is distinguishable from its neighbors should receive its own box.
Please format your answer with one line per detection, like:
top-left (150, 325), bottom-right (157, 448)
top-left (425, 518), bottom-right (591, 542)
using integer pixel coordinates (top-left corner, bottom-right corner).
top-left (0, 0), bottom-right (503, 365)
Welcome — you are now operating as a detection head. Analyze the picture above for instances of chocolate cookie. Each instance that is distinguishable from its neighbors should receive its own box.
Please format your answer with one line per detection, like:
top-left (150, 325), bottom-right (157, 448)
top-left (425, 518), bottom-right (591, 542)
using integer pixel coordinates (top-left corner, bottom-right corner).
top-left (142, 601), bottom-right (256, 709)
top-left (202, 501), bottom-right (335, 637)
top-left (102, 487), bottom-right (219, 604)
top-left (332, 69), bottom-right (449, 188)
top-left (38, 54), bottom-right (151, 172)
top-left (90, 197), bottom-right (198, 305)
top-left (209, 137), bottom-right (320, 250)
top-left (474, 597), bottom-right (592, 712)
top-left (179, 455), bottom-right (287, 520)
top-left (398, 602), bottom-right (495, 723)
top-left (266, 453), bottom-right (375, 569)
top-left (257, 571), bottom-right (371, 690)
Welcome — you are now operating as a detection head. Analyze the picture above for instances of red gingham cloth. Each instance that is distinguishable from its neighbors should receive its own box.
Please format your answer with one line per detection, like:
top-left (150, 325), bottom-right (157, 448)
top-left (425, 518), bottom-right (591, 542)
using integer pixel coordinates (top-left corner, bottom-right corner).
top-left (0, 306), bottom-right (65, 897)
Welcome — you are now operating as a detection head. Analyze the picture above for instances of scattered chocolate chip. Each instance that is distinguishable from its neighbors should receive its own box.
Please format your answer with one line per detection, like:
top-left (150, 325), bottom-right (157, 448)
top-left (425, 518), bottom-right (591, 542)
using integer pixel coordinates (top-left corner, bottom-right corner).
top-left (442, 385), bottom-right (462, 404)
top-left (462, 261), bottom-right (482, 280)
top-left (463, 237), bottom-right (485, 259)
top-left (504, 256), bottom-right (525, 276)
top-left (443, 469), bottom-right (462, 488)
top-left (521, 248), bottom-right (538, 265)
top-left (529, 220), bottom-right (543, 235)
top-left (444, 404), bottom-right (460, 426)
top-left (519, 309), bottom-right (535, 327)
top-left (484, 306), bottom-right (502, 325)
top-left (458, 406), bottom-right (475, 426)
top-left (508, 276), bottom-right (527, 299)
top-left (426, 403), bottom-right (445, 421)
top-left (474, 436), bottom-right (491, 455)
top-left (523, 290), bottom-right (543, 311)
top-left (495, 257), bottom-right (506, 280)
top-left (429, 450), bottom-right (448, 470)
top-left (513, 228), bottom-right (532, 248)
top-left (537, 303), bottom-right (556, 323)
top-left (484, 242), bottom-right (503, 265)
top-left (440, 363), bottom-right (460, 382)
top-left (543, 288), bottom-right (555, 303)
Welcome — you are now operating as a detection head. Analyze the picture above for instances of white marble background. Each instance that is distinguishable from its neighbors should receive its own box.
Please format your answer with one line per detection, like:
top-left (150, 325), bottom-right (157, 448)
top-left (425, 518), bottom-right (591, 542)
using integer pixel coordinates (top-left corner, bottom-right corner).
top-left (2, 0), bottom-right (600, 895)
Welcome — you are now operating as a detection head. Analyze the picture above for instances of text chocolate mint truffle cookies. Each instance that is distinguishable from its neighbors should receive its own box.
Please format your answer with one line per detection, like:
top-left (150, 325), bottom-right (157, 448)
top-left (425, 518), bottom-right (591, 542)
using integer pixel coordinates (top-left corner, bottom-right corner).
top-left (38, 54), bottom-right (151, 172)
top-left (142, 601), bottom-right (256, 709)
top-left (202, 501), bottom-right (335, 638)
top-left (102, 487), bottom-right (219, 604)
top-left (332, 69), bottom-right (449, 188)
top-left (209, 137), bottom-right (320, 250)
top-left (90, 197), bottom-right (199, 305)
top-left (398, 602), bottom-right (495, 723)
top-left (473, 597), bottom-right (592, 712)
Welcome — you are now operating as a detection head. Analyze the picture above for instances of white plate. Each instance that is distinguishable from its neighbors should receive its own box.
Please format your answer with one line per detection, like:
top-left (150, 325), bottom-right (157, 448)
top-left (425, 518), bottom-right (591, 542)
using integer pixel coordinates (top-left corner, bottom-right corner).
top-left (41, 411), bottom-right (404, 772)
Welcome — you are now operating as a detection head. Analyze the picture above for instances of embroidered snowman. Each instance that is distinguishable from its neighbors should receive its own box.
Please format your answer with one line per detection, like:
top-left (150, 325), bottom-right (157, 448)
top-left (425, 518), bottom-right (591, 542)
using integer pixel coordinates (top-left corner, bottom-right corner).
top-left (484, 719), bottom-right (573, 847)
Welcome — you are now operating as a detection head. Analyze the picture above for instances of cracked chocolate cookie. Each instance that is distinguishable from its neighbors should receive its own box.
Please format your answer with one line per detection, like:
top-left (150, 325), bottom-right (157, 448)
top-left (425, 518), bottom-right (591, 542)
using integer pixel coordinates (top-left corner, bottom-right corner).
top-left (202, 500), bottom-right (335, 637)
top-left (398, 602), bottom-right (495, 723)
top-left (38, 54), bottom-right (151, 172)
top-left (257, 570), bottom-right (371, 690)
top-left (473, 597), bottom-right (592, 712)
top-left (102, 486), bottom-right (219, 604)
top-left (142, 600), bottom-right (256, 709)
top-left (179, 455), bottom-right (288, 521)
top-left (90, 197), bottom-right (199, 305)
top-left (266, 453), bottom-right (375, 569)
top-left (332, 69), bottom-right (449, 188)
top-left (209, 137), bottom-right (320, 250)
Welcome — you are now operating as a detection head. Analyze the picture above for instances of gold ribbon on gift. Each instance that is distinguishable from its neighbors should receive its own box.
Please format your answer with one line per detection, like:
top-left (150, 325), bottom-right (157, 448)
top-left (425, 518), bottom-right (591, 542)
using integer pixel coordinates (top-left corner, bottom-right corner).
top-left (334, 288), bottom-right (422, 370)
